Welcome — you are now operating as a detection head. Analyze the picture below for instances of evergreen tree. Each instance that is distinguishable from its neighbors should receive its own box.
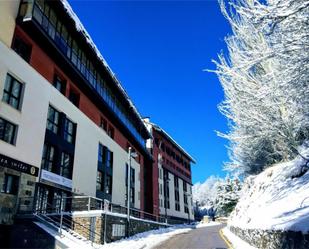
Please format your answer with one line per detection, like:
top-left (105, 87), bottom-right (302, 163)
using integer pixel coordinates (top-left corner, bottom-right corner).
top-left (215, 178), bottom-right (242, 216)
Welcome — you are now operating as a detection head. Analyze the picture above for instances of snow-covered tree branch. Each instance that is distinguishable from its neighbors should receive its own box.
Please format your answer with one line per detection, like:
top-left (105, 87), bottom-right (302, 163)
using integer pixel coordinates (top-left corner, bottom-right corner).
top-left (212, 0), bottom-right (309, 175)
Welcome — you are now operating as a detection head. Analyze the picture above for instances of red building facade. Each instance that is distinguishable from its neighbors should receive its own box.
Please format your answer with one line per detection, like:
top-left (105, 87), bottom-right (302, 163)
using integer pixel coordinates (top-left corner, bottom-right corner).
top-left (144, 119), bottom-right (195, 221)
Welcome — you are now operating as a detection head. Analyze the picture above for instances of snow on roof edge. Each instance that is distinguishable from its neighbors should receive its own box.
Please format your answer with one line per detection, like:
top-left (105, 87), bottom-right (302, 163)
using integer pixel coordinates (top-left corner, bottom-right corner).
top-left (145, 120), bottom-right (196, 163)
top-left (59, 0), bottom-right (151, 138)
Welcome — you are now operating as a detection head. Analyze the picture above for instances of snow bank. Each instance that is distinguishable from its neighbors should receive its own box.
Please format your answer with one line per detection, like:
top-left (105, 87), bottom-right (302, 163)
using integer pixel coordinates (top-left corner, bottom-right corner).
top-left (196, 221), bottom-right (221, 228)
top-left (222, 227), bottom-right (257, 249)
top-left (229, 147), bottom-right (309, 233)
top-left (97, 224), bottom-right (193, 249)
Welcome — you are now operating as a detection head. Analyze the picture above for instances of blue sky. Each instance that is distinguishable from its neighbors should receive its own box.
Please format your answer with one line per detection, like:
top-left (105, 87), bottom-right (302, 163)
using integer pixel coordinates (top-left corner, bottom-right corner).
top-left (68, 0), bottom-right (231, 184)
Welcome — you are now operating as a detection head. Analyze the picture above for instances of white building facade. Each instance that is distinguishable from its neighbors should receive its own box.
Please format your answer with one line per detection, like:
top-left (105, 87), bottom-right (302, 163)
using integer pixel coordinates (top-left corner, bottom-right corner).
top-left (0, 0), bottom-right (150, 224)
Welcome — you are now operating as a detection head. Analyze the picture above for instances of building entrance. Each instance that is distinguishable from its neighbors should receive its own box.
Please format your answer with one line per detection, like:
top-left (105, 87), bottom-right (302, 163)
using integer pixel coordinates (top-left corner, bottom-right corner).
top-left (35, 184), bottom-right (71, 213)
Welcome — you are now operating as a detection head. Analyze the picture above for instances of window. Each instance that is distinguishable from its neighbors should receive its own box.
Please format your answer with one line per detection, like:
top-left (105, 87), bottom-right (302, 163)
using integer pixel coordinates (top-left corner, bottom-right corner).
top-left (0, 117), bottom-right (17, 145)
top-left (184, 206), bottom-right (189, 214)
top-left (161, 143), bottom-right (165, 151)
top-left (60, 152), bottom-right (72, 179)
top-left (175, 202), bottom-right (180, 211)
top-left (125, 164), bottom-right (135, 205)
top-left (154, 138), bottom-right (159, 147)
top-left (175, 190), bottom-right (180, 202)
top-left (99, 145), bottom-right (113, 169)
top-left (107, 125), bottom-right (114, 139)
top-left (46, 105), bottom-right (59, 134)
top-left (41, 143), bottom-right (55, 172)
top-left (105, 175), bottom-right (112, 195)
top-left (106, 149), bottom-right (113, 169)
top-left (64, 118), bottom-right (74, 144)
top-left (3, 74), bottom-right (23, 109)
top-left (97, 144), bottom-right (113, 198)
top-left (98, 144), bottom-right (104, 165)
top-left (130, 168), bottom-right (135, 184)
top-left (69, 89), bottom-right (79, 107)
top-left (12, 36), bottom-right (32, 62)
top-left (1, 174), bottom-right (19, 195)
top-left (100, 117), bottom-right (107, 131)
top-left (96, 170), bottom-right (103, 191)
top-left (174, 176), bottom-right (179, 188)
top-left (175, 177), bottom-right (180, 211)
top-left (164, 199), bottom-right (170, 209)
top-left (163, 170), bottom-right (170, 209)
top-left (183, 181), bottom-right (187, 192)
top-left (53, 75), bottom-right (66, 94)
top-left (130, 184), bottom-right (135, 204)
top-left (159, 184), bottom-right (163, 195)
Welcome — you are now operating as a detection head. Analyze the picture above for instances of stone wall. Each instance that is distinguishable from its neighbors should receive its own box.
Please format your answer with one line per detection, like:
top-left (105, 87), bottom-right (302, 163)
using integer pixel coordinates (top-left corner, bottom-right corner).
top-left (73, 213), bottom-right (169, 244)
top-left (0, 167), bottom-right (36, 224)
top-left (230, 226), bottom-right (309, 249)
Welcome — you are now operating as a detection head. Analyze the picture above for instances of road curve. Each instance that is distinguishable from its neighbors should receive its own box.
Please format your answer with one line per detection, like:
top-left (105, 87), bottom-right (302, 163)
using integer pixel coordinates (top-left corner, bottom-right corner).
top-left (153, 223), bottom-right (228, 249)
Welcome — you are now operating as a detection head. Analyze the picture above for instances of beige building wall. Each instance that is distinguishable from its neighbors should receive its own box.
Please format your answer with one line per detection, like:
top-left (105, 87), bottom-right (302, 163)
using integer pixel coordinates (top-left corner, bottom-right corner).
top-left (0, 40), bottom-right (141, 209)
top-left (0, 0), bottom-right (20, 47)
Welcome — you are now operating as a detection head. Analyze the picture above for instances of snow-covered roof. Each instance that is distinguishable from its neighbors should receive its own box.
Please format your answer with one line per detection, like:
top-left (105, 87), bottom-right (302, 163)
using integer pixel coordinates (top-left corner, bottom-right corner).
top-left (59, 0), bottom-right (151, 139)
top-left (144, 120), bottom-right (196, 164)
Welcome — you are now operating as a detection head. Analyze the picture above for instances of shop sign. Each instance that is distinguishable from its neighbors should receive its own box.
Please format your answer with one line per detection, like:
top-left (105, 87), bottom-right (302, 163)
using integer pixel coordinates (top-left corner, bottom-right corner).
top-left (41, 169), bottom-right (72, 189)
top-left (0, 153), bottom-right (39, 176)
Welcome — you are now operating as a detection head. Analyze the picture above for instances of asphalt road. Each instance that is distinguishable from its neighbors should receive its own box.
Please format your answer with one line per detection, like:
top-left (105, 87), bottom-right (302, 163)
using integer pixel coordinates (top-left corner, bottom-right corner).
top-left (154, 224), bottom-right (228, 249)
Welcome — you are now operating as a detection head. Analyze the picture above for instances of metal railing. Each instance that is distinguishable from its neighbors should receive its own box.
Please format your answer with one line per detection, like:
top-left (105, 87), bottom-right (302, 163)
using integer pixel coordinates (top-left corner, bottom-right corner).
top-left (17, 195), bottom-right (181, 225)
top-left (18, 196), bottom-right (103, 244)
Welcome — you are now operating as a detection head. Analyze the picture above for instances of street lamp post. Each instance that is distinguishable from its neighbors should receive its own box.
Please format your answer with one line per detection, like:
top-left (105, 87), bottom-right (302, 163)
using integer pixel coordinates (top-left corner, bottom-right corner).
top-left (126, 147), bottom-right (137, 237)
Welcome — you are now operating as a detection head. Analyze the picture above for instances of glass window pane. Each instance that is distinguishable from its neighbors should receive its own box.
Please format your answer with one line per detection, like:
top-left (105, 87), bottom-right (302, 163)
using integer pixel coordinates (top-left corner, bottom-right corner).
top-left (12, 80), bottom-right (21, 98)
top-left (48, 24), bottom-right (55, 39)
top-left (4, 123), bottom-right (14, 143)
top-left (54, 110), bottom-right (59, 124)
top-left (36, 0), bottom-right (44, 10)
top-left (61, 26), bottom-right (68, 41)
top-left (2, 93), bottom-right (9, 104)
top-left (33, 4), bottom-right (43, 24)
top-left (4, 75), bottom-right (12, 91)
top-left (49, 9), bottom-right (57, 26)
top-left (44, 4), bottom-right (50, 17)
top-left (6, 175), bottom-right (13, 193)
top-left (10, 98), bottom-right (18, 109)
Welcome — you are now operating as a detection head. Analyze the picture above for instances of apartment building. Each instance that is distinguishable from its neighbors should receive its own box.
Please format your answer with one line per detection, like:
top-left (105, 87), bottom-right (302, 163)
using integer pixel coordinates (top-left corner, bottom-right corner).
top-left (0, 0), bottom-right (153, 224)
top-left (144, 119), bottom-right (195, 222)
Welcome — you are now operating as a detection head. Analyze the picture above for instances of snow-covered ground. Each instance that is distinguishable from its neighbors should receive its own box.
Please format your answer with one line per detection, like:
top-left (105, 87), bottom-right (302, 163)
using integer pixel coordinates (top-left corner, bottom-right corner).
top-left (97, 224), bottom-right (193, 249)
top-left (37, 217), bottom-right (226, 249)
top-left (229, 147), bottom-right (309, 233)
top-left (222, 227), bottom-right (257, 249)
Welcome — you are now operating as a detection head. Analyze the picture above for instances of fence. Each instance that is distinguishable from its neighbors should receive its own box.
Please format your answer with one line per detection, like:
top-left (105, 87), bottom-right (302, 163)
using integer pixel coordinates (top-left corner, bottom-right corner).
top-left (17, 195), bottom-right (172, 224)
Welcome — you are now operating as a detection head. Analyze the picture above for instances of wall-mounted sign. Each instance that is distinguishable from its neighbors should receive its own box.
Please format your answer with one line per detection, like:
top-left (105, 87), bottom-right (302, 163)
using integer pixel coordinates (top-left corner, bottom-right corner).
top-left (0, 153), bottom-right (39, 176)
top-left (41, 169), bottom-right (72, 189)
